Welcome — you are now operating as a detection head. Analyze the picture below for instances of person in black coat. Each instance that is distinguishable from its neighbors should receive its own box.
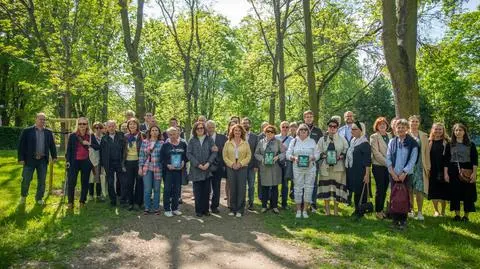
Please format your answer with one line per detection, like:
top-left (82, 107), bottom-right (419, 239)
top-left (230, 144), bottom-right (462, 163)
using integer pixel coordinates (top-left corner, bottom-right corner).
top-left (17, 112), bottom-right (57, 205)
top-left (446, 123), bottom-right (478, 222)
top-left (100, 120), bottom-right (126, 206)
top-left (242, 117), bottom-right (259, 210)
top-left (206, 120), bottom-right (228, 213)
top-left (65, 117), bottom-right (96, 209)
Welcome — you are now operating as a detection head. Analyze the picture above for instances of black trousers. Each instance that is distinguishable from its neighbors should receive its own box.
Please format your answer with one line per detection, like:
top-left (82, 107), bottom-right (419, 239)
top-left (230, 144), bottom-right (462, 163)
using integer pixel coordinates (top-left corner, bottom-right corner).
top-left (67, 159), bottom-right (92, 204)
top-left (372, 165), bottom-right (389, 212)
top-left (261, 185), bottom-right (279, 209)
top-left (280, 165), bottom-right (288, 208)
top-left (210, 170), bottom-right (222, 210)
top-left (193, 177), bottom-right (212, 214)
top-left (450, 200), bottom-right (476, 213)
top-left (107, 162), bottom-right (124, 205)
top-left (123, 160), bottom-right (142, 206)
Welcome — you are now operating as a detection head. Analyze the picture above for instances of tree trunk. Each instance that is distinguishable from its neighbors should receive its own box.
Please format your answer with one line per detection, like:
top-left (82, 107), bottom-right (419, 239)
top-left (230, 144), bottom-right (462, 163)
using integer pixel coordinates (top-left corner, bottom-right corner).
top-left (382, 0), bottom-right (419, 118)
top-left (273, 0), bottom-right (286, 121)
top-left (0, 61), bottom-right (9, 126)
top-left (303, 0), bottom-right (318, 123)
top-left (119, 0), bottom-right (146, 118)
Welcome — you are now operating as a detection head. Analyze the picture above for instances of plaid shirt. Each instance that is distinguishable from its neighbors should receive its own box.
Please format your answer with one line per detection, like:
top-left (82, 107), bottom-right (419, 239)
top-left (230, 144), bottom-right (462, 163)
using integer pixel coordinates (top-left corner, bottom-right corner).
top-left (139, 140), bottom-right (163, 180)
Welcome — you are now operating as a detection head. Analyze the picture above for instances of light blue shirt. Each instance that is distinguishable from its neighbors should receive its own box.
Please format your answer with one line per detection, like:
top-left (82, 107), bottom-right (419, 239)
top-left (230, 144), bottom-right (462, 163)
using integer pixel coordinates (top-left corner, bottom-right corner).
top-left (275, 134), bottom-right (293, 150)
top-left (386, 138), bottom-right (418, 175)
top-left (338, 124), bottom-right (352, 143)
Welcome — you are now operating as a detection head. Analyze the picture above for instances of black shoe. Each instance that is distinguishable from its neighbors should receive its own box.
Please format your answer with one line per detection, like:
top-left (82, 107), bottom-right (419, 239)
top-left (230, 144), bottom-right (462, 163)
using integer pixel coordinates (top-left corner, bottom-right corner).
top-left (462, 216), bottom-right (469, 222)
top-left (204, 212), bottom-right (211, 216)
top-left (248, 201), bottom-right (254, 211)
top-left (211, 208), bottom-right (220, 214)
top-left (453, 215), bottom-right (462, 221)
top-left (196, 213), bottom-right (203, 217)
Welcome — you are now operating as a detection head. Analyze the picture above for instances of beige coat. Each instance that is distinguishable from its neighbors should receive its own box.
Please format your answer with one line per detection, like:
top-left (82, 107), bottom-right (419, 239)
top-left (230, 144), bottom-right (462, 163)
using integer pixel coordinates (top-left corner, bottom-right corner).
top-left (370, 132), bottom-right (392, 166)
top-left (317, 134), bottom-right (349, 177)
top-left (410, 131), bottom-right (431, 194)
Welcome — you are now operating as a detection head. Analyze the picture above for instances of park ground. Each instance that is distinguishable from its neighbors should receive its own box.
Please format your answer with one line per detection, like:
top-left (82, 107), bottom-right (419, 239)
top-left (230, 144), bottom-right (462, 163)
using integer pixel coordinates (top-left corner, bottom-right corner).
top-left (1, 150), bottom-right (480, 268)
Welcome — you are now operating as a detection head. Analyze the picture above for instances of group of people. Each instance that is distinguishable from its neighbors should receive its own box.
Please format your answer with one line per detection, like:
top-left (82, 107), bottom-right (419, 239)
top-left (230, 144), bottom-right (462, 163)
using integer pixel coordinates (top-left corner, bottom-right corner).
top-left (17, 110), bottom-right (477, 229)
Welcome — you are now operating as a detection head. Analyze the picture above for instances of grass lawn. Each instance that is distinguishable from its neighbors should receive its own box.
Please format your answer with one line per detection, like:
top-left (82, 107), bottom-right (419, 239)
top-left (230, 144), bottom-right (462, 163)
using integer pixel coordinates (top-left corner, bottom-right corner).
top-left (0, 149), bottom-right (479, 268)
top-left (0, 150), bottom-right (137, 268)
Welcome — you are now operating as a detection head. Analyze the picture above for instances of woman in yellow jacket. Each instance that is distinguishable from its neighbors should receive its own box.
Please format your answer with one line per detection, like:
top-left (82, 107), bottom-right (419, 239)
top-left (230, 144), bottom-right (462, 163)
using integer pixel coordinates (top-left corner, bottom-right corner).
top-left (408, 115), bottom-right (431, 220)
top-left (223, 124), bottom-right (252, 217)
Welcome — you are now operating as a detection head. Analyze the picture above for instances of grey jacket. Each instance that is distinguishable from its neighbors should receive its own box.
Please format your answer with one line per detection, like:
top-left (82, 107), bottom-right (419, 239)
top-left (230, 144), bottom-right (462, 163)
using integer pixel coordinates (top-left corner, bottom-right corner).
top-left (186, 136), bottom-right (217, 182)
top-left (254, 138), bottom-right (285, 186)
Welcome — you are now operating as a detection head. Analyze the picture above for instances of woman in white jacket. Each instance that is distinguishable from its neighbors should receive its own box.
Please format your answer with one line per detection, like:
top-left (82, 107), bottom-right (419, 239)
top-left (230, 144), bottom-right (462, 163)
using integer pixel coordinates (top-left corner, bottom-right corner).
top-left (286, 123), bottom-right (320, 218)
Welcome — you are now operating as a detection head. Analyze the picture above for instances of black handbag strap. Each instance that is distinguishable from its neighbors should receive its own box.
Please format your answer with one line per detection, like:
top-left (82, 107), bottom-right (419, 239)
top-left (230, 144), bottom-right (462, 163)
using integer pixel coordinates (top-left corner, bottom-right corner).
top-left (358, 182), bottom-right (370, 207)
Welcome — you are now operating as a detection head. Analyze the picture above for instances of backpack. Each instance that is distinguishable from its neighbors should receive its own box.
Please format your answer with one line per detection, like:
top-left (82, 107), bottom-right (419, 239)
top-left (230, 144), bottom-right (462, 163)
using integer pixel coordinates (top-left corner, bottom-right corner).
top-left (389, 182), bottom-right (410, 214)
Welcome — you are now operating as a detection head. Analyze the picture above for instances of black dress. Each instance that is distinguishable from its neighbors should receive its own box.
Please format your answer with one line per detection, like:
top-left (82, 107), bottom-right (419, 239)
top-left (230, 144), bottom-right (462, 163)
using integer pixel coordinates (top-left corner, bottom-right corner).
top-left (347, 142), bottom-right (372, 198)
top-left (447, 142), bottom-right (478, 212)
top-left (428, 140), bottom-right (450, 200)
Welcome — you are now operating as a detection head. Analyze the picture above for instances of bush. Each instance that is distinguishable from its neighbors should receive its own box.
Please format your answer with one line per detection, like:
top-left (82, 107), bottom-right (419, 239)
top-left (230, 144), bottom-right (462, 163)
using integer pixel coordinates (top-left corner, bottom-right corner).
top-left (0, 126), bottom-right (23, 150)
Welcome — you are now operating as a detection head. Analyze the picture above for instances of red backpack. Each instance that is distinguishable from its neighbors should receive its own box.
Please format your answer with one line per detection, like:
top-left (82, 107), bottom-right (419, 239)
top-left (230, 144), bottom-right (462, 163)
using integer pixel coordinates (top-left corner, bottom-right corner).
top-left (389, 182), bottom-right (410, 214)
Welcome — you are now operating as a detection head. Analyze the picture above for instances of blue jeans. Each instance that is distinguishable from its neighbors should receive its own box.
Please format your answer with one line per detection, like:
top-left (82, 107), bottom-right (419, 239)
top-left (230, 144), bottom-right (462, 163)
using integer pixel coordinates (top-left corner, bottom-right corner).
top-left (163, 171), bottom-right (182, 211)
top-left (246, 167), bottom-right (256, 203)
top-left (143, 171), bottom-right (160, 211)
top-left (21, 158), bottom-right (48, 201)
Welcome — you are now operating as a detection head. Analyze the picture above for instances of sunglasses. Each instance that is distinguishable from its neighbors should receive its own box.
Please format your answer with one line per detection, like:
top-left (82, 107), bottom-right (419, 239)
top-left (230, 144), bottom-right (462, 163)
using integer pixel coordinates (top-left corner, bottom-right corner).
top-left (328, 125), bottom-right (338, 128)
top-left (299, 128), bottom-right (308, 131)
top-left (78, 123), bottom-right (88, 126)
top-left (95, 126), bottom-right (103, 129)
top-left (265, 130), bottom-right (274, 133)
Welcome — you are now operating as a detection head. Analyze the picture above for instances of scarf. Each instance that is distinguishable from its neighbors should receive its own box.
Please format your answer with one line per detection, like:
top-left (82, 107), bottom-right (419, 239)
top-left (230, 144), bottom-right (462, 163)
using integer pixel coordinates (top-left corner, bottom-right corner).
top-left (127, 132), bottom-right (138, 147)
top-left (345, 136), bottom-right (368, 168)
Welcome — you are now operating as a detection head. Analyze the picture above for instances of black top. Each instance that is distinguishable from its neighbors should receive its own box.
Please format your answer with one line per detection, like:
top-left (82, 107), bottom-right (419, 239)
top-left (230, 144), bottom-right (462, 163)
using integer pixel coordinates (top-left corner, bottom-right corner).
top-left (429, 140), bottom-right (449, 179)
top-left (17, 126), bottom-right (57, 165)
top-left (160, 140), bottom-right (188, 174)
top-left (306, 124), bottom-right (323, 143)
top-left (347, 142), bottom-right (372, 193)
top-left (100, 132), bottom-right (126, 170)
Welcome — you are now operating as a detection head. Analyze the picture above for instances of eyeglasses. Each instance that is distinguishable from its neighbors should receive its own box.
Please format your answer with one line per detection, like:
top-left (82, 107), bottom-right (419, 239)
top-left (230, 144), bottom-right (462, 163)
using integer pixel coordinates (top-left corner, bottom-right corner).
top-left (265, 130), bottom-right (274, 134)
top-left (328, 125), bottom-right (338, 128)
top-left (78, 123), bottom-right (88, 126)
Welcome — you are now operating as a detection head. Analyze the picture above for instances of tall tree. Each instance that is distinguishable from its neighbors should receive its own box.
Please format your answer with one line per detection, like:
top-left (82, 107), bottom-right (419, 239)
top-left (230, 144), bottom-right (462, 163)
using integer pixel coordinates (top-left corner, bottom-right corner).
top-left (302, 0), bottom-right (317, 123)
top-left (382, 0), bottom-right (419, 117)
top-left (119, 0), bottom-right (146, 118)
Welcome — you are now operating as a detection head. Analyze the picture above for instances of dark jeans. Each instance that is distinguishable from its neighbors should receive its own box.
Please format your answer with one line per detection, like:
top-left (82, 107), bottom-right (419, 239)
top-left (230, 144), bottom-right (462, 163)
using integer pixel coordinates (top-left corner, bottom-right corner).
top-left (67, 159), bottom-right (92, 204)
top-left (246, 167), bottom-right (256, 204)
top-left (193, 177), bottom-right (212, 214)
top-left (123, 160), bottom-right (142, 205)
top-left (372, 165), bottom-right (389, 212)
top-left (261, 185), bottom-right (279, 209)
top-left (211, 170), bottom-right (223, 210)
top-left (227, 167), bottom-right (247, 214)
top-left (164, 171), bottom-right (182, 211)
top-left (280, 165), bottom-right (288, 208)
top-left (21, 158), bottom-right (48, 201)
top-left (107, 162), bottom-right (125, 205)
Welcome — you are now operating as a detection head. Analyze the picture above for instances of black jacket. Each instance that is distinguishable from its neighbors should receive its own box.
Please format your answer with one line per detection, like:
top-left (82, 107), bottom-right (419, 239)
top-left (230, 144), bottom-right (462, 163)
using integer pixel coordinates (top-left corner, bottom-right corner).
top-left (246, 132), bottom-right (259, 168)
top-left (211, 133), bottom-right (228, 176)
top-left (100, 132), bottom-right (126, 171)
top-left (17, 126), bottom-right (57, 165)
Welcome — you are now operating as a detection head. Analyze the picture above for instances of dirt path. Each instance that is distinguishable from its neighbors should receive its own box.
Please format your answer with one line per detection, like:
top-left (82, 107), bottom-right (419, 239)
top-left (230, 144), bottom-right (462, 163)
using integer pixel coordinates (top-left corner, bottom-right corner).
top-left (67, 182), bottom-right (320, 268)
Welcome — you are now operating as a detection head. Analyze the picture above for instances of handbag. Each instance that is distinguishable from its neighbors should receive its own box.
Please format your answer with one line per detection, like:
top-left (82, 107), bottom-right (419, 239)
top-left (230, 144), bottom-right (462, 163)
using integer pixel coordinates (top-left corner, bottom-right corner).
top-left (390, 182), bottom-right (410, 214)
top-left (455, 150), bottom-right (473, 182)
top-left (358, 182), bottom-right (374, 215)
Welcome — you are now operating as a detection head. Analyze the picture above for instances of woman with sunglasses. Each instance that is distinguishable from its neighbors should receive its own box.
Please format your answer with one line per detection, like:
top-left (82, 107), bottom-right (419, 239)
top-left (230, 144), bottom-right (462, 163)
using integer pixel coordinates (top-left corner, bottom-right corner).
top-left (255, 125), bottom-right (285, 213)
top-left (317, 119), bottom-right (349, 216)
top-left (88, 122), bottom-right (105, 201)
top-left (66, 117), bottom-right (96, 209)
top-left (187, 121), bottom-right (217, 217)
top-left (286, 123), bottom-right (320, 219)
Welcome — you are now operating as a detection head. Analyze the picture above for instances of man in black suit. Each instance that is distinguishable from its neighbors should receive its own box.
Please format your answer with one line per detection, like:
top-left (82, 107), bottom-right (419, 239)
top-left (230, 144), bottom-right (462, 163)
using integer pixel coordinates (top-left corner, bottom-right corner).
top-left (100, 120), bottom-right (126, 206)
top-left (242, 117), bottom-right (258, 210)
top-left (139, 112), bottom-right (154, 133)
top-left (206, 120), bottom-right (227, 213)
top-left (17, 112), bottom-right (57, 205)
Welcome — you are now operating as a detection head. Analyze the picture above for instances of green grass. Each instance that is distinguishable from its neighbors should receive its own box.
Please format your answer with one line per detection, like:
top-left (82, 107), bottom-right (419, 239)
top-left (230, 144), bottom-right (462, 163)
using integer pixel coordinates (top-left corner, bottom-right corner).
top-left (262, 170), bottom-right (480, 268)
top-left (0, 150), bottom-right (137, 268)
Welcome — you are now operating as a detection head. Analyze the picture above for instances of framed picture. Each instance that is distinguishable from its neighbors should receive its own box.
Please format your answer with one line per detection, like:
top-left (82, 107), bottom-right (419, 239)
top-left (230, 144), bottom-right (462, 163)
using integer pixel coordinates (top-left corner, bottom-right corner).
top-left (171, 153), bottom-right (182, 169)
top-left (326, 150), bottom-right (337, 165)
top-left (297, 155), bottom-right (310, 168)
top-left (264, 152), bottom-right (274, 165)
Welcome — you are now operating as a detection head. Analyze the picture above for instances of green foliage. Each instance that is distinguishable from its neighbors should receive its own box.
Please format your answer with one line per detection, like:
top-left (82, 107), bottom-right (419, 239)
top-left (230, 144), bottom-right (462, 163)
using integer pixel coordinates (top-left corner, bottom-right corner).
top-left (0, 127), bottom-right (22, 150)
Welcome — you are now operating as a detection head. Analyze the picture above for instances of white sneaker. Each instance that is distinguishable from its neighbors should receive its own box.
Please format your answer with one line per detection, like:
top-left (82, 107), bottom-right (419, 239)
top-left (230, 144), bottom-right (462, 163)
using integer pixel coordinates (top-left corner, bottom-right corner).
top-left (408, 211), bottom-right (415, 218)
top-left (19, 197), bottom-right (26, 204)
top-left (164, 211), bottom-right (173, 217)
top-left (433, 211), bottom-right (440, 217)
top-left (296, 210), bottom-right (302, 218)
top-left (228, 212), bottom-right (235, 216)
top-left (235, 213), bottom-right (242, 217)
top-left (302, 211), bottom-right (309, 219)
top-left (172, 210), bottom-right (182, 216)
top-left (36, 200), bottom-right (45, 205)
top-left (416, 212), bottom-right (424, 221)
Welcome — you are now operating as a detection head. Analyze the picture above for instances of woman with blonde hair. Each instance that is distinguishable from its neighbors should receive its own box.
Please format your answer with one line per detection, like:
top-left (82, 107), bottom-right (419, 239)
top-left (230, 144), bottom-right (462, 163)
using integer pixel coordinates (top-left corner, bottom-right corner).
top-left (123, 118), bottom-right (144, 210)
top-left (428, 123), bottom-right (450, 217)
top-left (407, 115), bottom-right (431, 220)
top-left (66, 117), bottom-right (95, 209)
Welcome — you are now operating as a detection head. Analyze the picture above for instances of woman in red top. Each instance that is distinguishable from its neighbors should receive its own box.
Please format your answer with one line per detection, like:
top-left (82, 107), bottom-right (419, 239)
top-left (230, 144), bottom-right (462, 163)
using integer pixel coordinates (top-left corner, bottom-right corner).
top-left (66, 117), bottom-right (97, 209)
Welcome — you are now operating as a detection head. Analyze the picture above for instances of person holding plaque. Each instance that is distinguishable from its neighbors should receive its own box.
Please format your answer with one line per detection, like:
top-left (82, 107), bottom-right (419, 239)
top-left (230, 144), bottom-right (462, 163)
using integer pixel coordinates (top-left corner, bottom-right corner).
top-left (286, 124), bottom-right (320, 219)
top-left (317, 119), bottom-right (349, 216)
top-left (223, 124), bottom-right (252, 217)
top-left (255, 125), bottom-right (285, 213)
top-left (160, 127), bottom-right (188, 217)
